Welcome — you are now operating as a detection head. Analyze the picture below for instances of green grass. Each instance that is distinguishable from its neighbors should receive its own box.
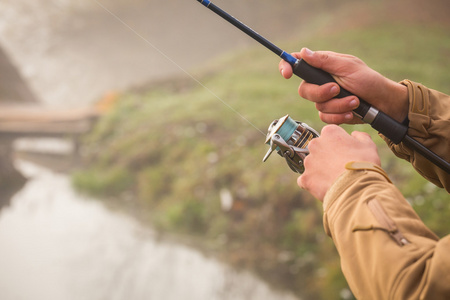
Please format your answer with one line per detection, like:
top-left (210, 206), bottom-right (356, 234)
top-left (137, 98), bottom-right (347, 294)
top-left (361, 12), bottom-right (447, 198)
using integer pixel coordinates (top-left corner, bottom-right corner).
top-left (73, 22), bottom-right (450, 300)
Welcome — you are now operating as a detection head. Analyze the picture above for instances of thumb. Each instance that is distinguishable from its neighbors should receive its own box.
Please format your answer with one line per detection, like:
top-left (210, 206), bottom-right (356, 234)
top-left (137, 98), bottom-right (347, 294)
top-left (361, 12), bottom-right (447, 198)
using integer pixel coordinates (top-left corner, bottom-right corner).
top-left (300, 48), bottom-right (349, 76)
top-left (351, 130), bottom-right (372, 142)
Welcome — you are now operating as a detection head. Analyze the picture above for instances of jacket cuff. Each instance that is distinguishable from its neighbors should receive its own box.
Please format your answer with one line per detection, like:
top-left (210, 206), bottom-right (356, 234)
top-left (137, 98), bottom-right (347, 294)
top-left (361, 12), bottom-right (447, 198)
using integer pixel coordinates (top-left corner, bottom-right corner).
top-left (322, 162), bottom-right (393, 238)
top-left (323, 162), bottom-right (391, 212)
top-left (380, 80), bottom-right (449, 190)
top-left (399, 79), bottom-right (431, 138)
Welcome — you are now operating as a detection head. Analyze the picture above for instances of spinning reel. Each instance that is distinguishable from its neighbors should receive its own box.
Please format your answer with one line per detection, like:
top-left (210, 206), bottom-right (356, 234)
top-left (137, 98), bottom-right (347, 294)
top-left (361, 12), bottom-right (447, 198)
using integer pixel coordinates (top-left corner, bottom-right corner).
top-left (263, 115), bottom-right (319, 173)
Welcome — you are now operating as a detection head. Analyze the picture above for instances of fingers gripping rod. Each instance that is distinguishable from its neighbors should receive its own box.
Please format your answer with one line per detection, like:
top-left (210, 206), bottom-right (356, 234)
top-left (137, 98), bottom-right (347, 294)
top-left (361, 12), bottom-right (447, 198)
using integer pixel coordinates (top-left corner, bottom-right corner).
top-left (196, 0), bottom-right (450, 173)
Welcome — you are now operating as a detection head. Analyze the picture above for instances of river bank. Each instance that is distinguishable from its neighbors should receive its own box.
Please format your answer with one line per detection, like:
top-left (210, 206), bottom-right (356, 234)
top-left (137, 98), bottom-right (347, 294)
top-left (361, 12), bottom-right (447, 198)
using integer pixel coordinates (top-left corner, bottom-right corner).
top-left (0, 156), bottom-right (301, 300)
top-left (0, 141), bottom-right (26, 208)
top-left (73, 19), bottom-right (450, 299)
top-left (1, 1), bottom-right (449, 299)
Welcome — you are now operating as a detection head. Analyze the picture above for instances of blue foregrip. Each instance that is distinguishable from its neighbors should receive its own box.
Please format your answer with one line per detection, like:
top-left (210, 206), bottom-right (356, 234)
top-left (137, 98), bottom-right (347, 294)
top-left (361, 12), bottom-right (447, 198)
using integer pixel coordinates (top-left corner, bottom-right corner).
top-left (197, 0), bottom-right (211, 7)
top-left (280, 52), bottom-right (298, 66)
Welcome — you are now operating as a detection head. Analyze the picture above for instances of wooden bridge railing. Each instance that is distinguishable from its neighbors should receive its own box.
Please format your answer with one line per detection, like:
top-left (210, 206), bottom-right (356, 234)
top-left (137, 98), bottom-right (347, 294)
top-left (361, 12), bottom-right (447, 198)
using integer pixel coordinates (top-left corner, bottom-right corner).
top-left (0, 106), bottom-right (100, 139)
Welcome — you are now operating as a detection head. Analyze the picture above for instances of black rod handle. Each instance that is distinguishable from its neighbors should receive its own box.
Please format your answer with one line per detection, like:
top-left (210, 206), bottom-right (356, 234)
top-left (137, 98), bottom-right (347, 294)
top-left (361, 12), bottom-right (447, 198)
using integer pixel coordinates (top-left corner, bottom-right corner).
top-left (293, 59), bottom-right (408, 144)
top-left (196, 0), bottom-right (449, 174)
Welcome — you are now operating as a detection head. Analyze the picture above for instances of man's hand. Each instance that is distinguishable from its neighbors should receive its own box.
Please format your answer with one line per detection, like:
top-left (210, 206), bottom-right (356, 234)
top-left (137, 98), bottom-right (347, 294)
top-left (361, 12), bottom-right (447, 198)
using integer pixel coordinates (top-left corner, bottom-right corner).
top-left (299, 125), bottom-right (381, 201)
top-left (279, 48), bottom-right (409, 124)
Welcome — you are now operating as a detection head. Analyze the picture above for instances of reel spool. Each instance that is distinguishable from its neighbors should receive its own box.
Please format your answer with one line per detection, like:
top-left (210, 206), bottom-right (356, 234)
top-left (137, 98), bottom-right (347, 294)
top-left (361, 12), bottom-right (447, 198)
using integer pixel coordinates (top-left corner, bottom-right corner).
top-left (263, 115), bottom-right (319, 173)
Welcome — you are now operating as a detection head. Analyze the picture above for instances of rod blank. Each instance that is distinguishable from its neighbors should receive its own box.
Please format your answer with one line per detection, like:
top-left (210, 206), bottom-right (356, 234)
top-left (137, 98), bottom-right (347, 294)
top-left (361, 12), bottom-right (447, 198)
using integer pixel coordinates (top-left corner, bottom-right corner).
top-left (196, 0), bottom-right (450, 173)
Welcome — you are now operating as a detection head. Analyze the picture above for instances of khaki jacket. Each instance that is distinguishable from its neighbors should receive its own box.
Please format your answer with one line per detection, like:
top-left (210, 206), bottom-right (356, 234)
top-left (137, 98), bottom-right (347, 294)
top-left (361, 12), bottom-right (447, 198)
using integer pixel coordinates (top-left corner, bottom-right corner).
top-left (323, 80), bottom-right (450, 299)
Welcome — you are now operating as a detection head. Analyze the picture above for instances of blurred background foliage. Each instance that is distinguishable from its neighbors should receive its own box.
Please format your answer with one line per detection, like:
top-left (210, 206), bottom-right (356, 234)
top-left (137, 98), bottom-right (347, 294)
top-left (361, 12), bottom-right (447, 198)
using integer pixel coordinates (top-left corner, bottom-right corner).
top-left (73, 0), bottom-right (450, 299)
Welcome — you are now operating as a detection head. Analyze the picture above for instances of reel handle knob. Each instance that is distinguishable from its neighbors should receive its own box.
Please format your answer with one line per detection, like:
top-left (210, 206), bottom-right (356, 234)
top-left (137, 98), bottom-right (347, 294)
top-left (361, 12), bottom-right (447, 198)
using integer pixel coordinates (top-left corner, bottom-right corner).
top-left (263, 116), bottom-right (319, 174)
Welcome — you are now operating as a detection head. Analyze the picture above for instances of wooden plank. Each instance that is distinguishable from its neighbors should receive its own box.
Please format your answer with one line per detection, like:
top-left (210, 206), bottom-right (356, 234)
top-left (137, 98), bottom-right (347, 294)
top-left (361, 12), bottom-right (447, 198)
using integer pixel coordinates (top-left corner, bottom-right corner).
top-left (0, 120), bottom-right (92, 135)
top-left (0, 107), bottom-right (100, 123)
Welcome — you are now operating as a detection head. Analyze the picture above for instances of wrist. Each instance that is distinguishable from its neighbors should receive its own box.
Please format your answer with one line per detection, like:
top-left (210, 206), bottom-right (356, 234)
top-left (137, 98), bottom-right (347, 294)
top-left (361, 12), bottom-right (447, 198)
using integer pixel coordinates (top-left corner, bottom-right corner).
top-left (381, 79), bottom-right (409, 123)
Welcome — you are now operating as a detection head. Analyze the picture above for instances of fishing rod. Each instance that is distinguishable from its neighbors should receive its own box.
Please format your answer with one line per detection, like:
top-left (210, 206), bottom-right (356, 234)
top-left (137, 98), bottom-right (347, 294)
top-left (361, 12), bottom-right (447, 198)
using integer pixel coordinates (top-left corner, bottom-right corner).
top-left (196, 0), bottom-right (450, 174)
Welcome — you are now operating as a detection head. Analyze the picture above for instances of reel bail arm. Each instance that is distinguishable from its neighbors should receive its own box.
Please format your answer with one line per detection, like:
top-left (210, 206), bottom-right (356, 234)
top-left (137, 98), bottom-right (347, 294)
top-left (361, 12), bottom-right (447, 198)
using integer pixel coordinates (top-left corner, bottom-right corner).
top-left (263, 115), bottom-right (319, 173)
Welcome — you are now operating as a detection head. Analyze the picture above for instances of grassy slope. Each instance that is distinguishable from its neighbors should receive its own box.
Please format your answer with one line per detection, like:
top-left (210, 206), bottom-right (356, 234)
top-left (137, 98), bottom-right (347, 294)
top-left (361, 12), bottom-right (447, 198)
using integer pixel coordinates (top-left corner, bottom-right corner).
top-left (73, 6), bottom-right (450, 300)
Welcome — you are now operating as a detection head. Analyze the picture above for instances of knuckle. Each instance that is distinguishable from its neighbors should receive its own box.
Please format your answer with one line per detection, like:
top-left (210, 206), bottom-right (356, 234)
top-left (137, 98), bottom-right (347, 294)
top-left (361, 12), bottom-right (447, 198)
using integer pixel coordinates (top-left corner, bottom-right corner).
top-left (321, 124), bottom-right (340, 135)
top-left (316, 52), bottom-right (330, 68)
top-left (298, 81), bottom-right (314, 101)
top-left (298, 83), bottom-right (306, 98)
top-left (338, 99), bottom-right (351, 113)
top-left (299, 82), bottom-right (333, 103)
top-left (321, 113), bottom-right (346, 125)
top-left (298, 171), bottom-right (308, 188)
top-left (352, 130), bottom-right (373, 141)
top-left (306, 139), bottom-right (318, 152)
top-left (315, 102), bottom-right (325, 112)
top-left (318, 85), bottom-right (333, 101)
top-left (303, 157), bottom-right (314, 173)
top-left (299, 172), bottom-right (310, 189)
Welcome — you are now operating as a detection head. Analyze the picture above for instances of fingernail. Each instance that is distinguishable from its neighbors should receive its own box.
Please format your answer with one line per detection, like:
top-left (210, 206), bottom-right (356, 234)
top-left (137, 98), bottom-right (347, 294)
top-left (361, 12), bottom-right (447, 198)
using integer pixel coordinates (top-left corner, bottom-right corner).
top-left (304, 48), bottom-right (314, 57)
top-left (281, 68), bottom-right (284, 77)
top-left (349, 98), bottom-right (358, 108)
top-left (330, 86), bottom-right (339, 96)
top-left (345, 112), bottom-right (354, 120)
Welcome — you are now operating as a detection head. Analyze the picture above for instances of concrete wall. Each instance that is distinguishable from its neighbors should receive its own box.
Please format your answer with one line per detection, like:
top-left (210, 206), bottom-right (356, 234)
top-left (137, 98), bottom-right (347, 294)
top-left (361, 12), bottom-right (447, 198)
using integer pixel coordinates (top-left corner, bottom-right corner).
top-left (0, 44), bottom-right (39, 104)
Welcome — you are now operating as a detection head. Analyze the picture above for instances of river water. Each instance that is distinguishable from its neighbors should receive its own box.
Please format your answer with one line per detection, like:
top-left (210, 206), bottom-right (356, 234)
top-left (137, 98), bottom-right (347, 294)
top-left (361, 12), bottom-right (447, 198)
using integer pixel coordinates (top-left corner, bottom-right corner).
top-left (0, 158), bottom-right (299, 300)
top-left (0, 1), bottom-right (311, 299)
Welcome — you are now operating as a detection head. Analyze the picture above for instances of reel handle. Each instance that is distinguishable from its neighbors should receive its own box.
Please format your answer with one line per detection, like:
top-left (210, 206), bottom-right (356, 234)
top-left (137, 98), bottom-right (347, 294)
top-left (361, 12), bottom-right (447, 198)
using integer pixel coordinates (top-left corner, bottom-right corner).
top-left (293, 59), bottom-right (408, 144)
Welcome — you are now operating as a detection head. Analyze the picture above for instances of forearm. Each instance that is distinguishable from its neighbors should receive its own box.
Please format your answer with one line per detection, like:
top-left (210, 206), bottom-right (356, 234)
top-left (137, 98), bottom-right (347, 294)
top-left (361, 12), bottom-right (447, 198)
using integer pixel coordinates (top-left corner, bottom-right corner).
top-left (323, 163), bottom-right (449, 299)
top-left (381, 80), bottom-right (450, 191)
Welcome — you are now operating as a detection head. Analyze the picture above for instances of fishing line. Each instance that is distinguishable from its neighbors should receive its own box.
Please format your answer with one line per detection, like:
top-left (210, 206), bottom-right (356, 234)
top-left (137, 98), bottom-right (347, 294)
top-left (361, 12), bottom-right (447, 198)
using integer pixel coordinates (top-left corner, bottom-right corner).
top-left (196, 0), bottom-right (450, 174)
top-left (93, 0), bottom-right (265, 136)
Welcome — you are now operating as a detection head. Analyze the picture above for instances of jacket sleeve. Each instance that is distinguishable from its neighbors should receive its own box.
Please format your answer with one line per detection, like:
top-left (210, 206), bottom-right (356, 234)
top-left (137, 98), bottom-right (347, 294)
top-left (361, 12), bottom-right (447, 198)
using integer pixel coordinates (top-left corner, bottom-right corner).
top-left (380, 80), bottom-right (450, 192)
top-left (323, 162), bottom-right (450, 300)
